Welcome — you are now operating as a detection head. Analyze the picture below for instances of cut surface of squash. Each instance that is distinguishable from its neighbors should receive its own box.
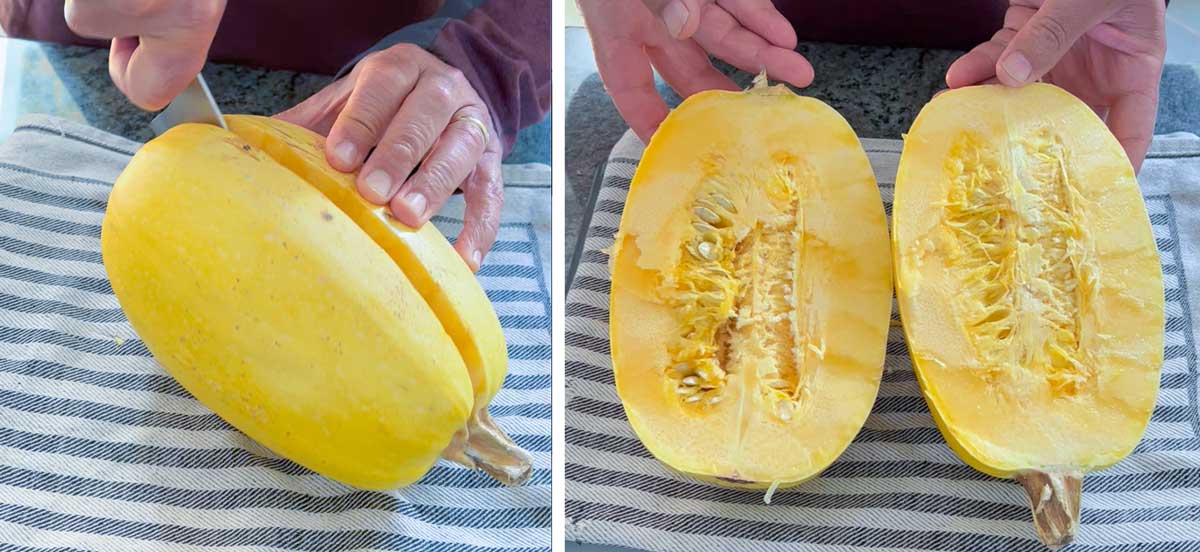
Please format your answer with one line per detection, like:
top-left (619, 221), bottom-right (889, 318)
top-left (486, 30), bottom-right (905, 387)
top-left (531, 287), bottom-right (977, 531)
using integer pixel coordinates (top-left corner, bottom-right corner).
top-left (610, 79), bottom-right (892, 489)
top-left (894, 83), bottom-right (1163, 547)
top-left (102, 117), bottom-right (529, 489)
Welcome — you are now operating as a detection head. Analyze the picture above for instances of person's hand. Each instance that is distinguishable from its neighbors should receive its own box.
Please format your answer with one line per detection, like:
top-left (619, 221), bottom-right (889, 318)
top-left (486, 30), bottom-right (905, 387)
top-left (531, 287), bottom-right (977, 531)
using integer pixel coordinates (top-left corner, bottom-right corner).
top-left (64, 0), bottom-right (226, 110)
top-left (579, 0), bottom-right (813, 142)
top-left (946, 0), bottom-right (1166, 172)
top-left (276, 44), bottom-right (502, 272)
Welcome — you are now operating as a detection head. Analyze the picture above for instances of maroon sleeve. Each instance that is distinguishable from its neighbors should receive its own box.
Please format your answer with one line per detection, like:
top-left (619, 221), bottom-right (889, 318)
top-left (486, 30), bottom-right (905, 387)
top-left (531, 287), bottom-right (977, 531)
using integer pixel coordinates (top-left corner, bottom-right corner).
top-left (433, 0), bottom-right (551, 156)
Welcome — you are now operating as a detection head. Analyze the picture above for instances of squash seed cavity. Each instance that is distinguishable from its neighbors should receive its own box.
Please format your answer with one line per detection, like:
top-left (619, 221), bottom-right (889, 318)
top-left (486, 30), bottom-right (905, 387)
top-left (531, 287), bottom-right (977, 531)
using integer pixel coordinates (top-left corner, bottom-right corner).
top-left (938, 130), bottom-right (1097, 395)
top-left (661, 164), bottom-right (821, 422)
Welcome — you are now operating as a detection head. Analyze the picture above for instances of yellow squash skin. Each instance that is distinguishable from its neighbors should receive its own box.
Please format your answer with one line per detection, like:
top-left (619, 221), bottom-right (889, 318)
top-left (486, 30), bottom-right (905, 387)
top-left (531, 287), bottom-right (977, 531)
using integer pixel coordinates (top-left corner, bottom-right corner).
top-left (610, 79), bottom-right (892, 490)
top-left (102, 124), bottom-right (473, 490)
top-left (103, 118), bottom-right (531, 489)
top-left (893, 84), bottom-right (1164, 547)
top-left (224, 116), bottom-right (509, 406)
top-left (224, 115), bottom-right (528, 484)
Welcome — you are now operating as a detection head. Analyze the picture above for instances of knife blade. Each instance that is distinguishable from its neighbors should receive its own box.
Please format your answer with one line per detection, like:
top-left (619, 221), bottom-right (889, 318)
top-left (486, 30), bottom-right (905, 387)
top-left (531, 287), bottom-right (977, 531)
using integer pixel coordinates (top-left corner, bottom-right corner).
top-left (149, 74), bottom-right (227, 136)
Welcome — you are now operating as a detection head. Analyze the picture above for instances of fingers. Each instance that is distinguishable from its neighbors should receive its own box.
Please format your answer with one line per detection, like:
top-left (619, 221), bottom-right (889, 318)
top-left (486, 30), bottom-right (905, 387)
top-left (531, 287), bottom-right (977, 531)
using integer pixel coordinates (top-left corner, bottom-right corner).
top-left (388, 106), bottom-right (491, 228)
top-left (946, 28), bottom-right (1015, 88)
top-left (274, 76), bottom-right (355, 135)
top-left (592, 32), bottom-right (670, 142)
top-left (693, 6), bottom-right (813, 87)
top-left (717, 0), bottom-right (796, 49)
top-left (324, 51), bottom-right (421, 172)
top-left (454, 151), bottom-right (505, 272)
top-left (644, 0), bottom-right (710, 39)
top-left (1107, 90), bottom-right (1158, 173)
top-left (357, 68), bottom-right (471, 204)
top-left (645, 38), bottom-right (739, 98)
top-left (65, 0), bottom-right (224, 39)
top-left (109, 35), bottom-right (212, 110)
top-left (67, 0), bottom-right (225, 110)
top-left (996, 0), bottom-right (1111, 86)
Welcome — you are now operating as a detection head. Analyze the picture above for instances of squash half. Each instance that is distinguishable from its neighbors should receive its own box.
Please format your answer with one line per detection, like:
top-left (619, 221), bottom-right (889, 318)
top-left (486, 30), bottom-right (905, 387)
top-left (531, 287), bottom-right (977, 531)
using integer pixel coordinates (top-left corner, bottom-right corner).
top-left (894, 84), bottom-right (1164, 547)
top-left (610, 78), bottom-right (893, 490)
top-left (102, 116), bottom-right (530, 490)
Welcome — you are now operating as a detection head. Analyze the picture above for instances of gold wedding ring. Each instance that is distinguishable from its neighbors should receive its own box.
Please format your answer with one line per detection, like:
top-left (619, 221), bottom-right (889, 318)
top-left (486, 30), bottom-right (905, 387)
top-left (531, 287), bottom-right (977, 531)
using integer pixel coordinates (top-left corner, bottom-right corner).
top-left (455, 114), bottom-right (490, 146)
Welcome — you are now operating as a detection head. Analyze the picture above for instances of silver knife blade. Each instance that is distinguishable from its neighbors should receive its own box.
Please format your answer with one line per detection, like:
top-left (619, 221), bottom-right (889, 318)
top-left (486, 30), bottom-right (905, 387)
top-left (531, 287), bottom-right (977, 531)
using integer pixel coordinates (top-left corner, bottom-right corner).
top-left (149, 74), bottom-right (227, 136)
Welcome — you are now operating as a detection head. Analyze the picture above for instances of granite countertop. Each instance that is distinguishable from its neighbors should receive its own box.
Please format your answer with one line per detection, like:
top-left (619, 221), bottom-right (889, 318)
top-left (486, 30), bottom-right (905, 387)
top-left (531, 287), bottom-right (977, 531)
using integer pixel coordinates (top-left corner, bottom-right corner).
top-left (564, 33), bottom-right (1200, 275)
top-left (1, 39), bottom-right (332, 143)
top-left (0, 38), bottom-right (551, 164)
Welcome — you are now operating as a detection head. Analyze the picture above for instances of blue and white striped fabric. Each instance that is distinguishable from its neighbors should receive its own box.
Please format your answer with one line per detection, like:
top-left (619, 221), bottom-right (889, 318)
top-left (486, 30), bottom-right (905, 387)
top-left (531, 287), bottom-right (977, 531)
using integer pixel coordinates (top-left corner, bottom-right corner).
top-left (0, 115), bottom-right (551, 551)
top-left (565, 130), bottom-right (1200, 551)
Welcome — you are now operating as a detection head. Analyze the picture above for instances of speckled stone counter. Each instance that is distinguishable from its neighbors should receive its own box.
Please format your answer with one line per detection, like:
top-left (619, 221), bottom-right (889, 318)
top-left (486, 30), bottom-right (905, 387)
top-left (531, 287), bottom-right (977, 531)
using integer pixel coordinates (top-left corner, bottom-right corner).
top-left (3, 40), bottom-right (332, 143)
top-left (0, 39), bottom-right (551, 164)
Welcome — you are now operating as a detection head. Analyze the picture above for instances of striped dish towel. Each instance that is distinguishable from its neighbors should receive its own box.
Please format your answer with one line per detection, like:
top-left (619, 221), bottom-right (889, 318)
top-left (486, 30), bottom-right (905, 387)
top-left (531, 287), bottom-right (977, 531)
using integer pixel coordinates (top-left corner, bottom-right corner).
top-left (565, 129), bottom-right (1200, 551)
top-left (0, 115), bottom-right (551, 551)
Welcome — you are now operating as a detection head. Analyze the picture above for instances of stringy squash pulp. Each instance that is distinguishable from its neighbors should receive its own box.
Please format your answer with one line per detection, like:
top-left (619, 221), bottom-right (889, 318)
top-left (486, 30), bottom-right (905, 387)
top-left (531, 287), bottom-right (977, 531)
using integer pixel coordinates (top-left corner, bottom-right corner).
top-left (894, 84), bottom-right (1163, 547)
top-left (101, 116), bottom-right (529, 490)
top-left (610, 79), bottom-right (892, 488)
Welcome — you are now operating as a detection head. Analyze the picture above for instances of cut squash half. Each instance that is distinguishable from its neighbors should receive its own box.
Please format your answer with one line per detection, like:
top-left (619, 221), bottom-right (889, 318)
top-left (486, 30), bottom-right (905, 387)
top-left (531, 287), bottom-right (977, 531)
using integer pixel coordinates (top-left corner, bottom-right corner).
top-left (894, 84), bottom-right (1164, 548)
top-left (609, 77), bottom-right (893, 490)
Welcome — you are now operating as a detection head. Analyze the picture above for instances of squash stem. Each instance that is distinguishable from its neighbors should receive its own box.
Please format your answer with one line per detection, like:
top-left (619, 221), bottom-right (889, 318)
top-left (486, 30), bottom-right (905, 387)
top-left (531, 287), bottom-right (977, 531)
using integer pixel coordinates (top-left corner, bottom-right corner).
top-left (442, 409), bottom-right (533, 485)
top-left (1015, 469), bottom-right (1082, 550)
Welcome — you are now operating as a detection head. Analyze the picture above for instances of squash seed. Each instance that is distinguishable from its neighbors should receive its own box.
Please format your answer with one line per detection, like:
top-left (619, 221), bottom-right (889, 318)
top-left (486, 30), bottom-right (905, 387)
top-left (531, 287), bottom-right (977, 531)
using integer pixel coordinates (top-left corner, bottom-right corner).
top-left (684, 394), bottom-right (702, 404)
top-left (681, 376), bottom-right (700, 387)
top-left (776, 402), bottom-right (793, 422)
top-left (694, 206), bottom-right (722, 225)
top-left (707, 395), bottom-right (723, 406)
top-left (712, 195), bottom-right (736, 213)
top-left (696, 241), bottom-right (719, 261)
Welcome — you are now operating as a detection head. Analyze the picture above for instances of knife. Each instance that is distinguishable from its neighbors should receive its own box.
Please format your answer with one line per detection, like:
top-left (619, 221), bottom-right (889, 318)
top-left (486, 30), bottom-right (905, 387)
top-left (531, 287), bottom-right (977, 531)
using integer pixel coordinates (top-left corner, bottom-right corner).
top-left (149, 74), bottom-right (227, 136)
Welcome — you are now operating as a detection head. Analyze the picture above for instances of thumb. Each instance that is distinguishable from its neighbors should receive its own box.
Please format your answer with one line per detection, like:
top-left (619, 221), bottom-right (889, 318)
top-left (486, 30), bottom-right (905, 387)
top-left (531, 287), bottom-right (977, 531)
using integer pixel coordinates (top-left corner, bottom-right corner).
top-left (110, 36), bottom-right (209, 111)
top-left (996, 0), bottom-right (1109, 86)
top-left (645, 0), bottom-right (710, 39)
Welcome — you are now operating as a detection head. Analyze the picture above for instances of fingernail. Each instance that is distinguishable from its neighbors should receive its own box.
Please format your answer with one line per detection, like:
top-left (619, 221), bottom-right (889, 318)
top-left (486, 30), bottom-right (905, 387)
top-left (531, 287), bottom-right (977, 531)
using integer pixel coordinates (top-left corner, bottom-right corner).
top-left (334, 142), bottom-right (357, 167)
top-left (1001, 52), bottom-right (1033, 84)
top-left (663, 1), bottom-right (688, 38)
top-left (401, 193), bottom-right (427, 220)
top-left (363, 170), bottom-right (391, 201)
top-left (472, 250), bottom-right (483, 269)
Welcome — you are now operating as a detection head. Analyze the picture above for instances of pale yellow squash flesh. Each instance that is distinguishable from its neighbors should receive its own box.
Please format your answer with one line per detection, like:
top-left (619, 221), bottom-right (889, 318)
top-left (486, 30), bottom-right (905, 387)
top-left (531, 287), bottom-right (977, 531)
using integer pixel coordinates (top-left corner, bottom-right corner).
top-left (102, 118), bottom-right (530, 489)
top-left (894, 84), bottom-right (1164, 547)
top-left (610, 80), bottom-right (892, 489)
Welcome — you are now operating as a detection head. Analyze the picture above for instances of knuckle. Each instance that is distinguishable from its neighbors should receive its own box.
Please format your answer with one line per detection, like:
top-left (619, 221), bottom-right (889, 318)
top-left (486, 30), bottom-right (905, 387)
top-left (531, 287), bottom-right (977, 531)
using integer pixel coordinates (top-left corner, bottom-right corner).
top-left (386, 43), bottom-right (423, 58)
top-left (340, 111), bottom-right (380, 142)
top-left (427, 75), bottom-right (458, 105)
top-left (387, 134), bottom-right (424, 168)
top-left (442, 66), bottom-right (467, 86)
top-left (1035, 15), bottom-right (1071, 52)
top-left (484, 178), bottom-right (505, 212)
top-left (420, 160), bottom-right (460, 193)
